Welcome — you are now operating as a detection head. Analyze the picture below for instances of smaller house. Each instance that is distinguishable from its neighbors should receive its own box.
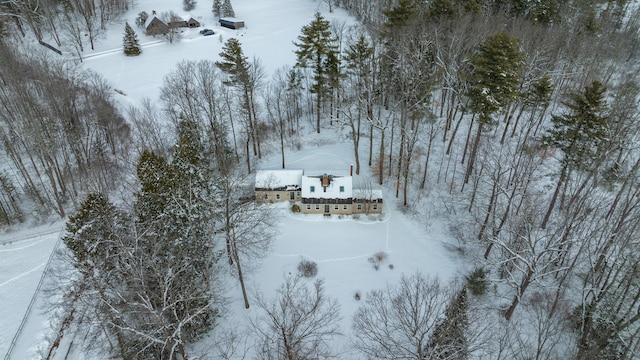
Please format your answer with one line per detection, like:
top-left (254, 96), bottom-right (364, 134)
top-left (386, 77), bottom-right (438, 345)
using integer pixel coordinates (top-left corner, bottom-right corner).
top-left (255, 170), bottom-right (304, 203)
top-left (146, 17), bottom-right (169, 35)
top-left (170, 17), bottom-right (199, 28)
top-left (219, 17), bottom-right (245, 29)
top-left (187, 17), bottom-right (200, 28)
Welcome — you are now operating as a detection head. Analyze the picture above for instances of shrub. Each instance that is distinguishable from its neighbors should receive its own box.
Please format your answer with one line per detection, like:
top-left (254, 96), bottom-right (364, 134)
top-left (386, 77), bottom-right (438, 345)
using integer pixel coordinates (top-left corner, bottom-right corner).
top-left (354, 291), bottom-right (361, 301)
top-left (388, 264), bottom-right (394, 270)
top-left (135, 11), bottom-right (148, 27)
top-left (466, 267), bottom-right (489, 296)
top-left (183, 0), bottom-right (196, 11)
top-left (368, 251), bottom-right (388, 271)
top-left (297, 260), bottom-right (318, 278)
top-left (291, 204), bottom-right (301, 213)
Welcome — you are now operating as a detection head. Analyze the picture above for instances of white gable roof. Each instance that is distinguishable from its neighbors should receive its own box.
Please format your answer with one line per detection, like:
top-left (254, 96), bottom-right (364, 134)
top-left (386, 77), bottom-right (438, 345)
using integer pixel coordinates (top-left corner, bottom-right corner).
top-left (255, 170), bottom-right (303, 190)
top-left (301, 175), bottom-right (352, 199)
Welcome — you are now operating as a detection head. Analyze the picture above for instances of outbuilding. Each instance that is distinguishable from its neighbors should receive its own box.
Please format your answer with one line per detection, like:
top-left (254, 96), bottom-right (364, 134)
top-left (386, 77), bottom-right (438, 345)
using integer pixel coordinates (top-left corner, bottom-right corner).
top-left (219, 17), bottom-right (244, 29)
top-left (187, 17), bottom-right (200, 28)
top-left (146, 17), bottom-right (169, 35)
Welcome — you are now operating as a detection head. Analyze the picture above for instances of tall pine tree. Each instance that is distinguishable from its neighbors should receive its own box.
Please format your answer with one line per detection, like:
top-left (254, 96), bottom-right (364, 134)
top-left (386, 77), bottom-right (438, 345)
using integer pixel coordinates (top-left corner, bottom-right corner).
top-left (221, 0), bottom-right (235, 17)
top-left (212, 0), bottom-right (222, 17)
top-left (132, 118), bottom-right (218, 352)
top-left (462, 31), bottom-right (524, 184)
top-left (427, 287), bottom-right (469, 359)
top-left (122, 22), bottom-right (141, 56)
top-left (216, 38), bottom-right (260, 172)
top-left (540, 80), bottom-right (609, 228)
top-left (294, 12), bottom-right (338, 133)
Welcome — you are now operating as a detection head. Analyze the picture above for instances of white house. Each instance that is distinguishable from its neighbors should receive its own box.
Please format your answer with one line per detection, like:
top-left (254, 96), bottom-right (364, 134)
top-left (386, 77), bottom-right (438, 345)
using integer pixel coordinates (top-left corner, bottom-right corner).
top-left (255, 168), bottom-right (382, 215)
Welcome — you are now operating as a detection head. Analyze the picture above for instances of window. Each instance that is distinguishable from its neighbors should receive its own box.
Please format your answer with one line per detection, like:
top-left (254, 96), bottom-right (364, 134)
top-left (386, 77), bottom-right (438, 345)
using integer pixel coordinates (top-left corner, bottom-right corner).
top-left (357, 204), bottom-right (362, 210)
top-left (339, 186), bottom-right (344, 192)
top-left (373, 204), bottom-right (378, 210)
top-left (306, 204), bottom-right (311, 210)
top-left (343, 205), bottom-right (348, 210)
top-left (264, 194), bottom-right (268, 199)
top-left (297, 191), bottom-right (301, 197)
top-left (310, 186), bottom-right (315, 193)
top-left (276, 194), bottom-right (280, 200)
top-left (334, 204), bottom-right (339, 210)
top-left (316, 204), bottom-right (320, 210)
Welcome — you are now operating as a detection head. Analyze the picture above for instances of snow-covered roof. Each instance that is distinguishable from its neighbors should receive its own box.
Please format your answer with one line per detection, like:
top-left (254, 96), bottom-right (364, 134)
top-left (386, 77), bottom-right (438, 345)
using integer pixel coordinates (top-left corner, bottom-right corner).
top-left (255, 170), bottom-right (303, 190)
top-left (301, 175), bottom-right (352, 199)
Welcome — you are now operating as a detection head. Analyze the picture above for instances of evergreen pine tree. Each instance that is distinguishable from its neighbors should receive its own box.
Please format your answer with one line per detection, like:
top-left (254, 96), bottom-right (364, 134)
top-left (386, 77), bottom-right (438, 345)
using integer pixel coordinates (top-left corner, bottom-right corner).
top-left (216, 38), bottom-right (258, 173)
top-left (540, 81), bottom-right (609, 228)
top-left (462, 31), bottom-right (524, 184)
top-left (216, 38), bottom-right (251, 86)
top-left (135, 11), bottom-right (148, 27)
top-left (63, 193), bottom-right (131, 356)
top-left (294, 12), bottom-right (338, 133)
top-left (122, 22), bottom-right (141, 56)
top-left (222, 0), bottom-right (235, 17)
top-left (64, 193), bottom-right (121, 268)
top-left (133, 119), bottom-right (218, 345)
top-left (183, 0), bottom-right (196, 11)
top-left (544, 81), bottom-right (609, 168)
top-left (465, 31), bottom-right (524, 125)
top-left (427, 0), bottom-right (457, 19)
top-left (212, 0), bottom-right (222, 17)
top-left (382, 0), bottom-right (419, 38)
top-left (427, 287), bottom-right (469, 359)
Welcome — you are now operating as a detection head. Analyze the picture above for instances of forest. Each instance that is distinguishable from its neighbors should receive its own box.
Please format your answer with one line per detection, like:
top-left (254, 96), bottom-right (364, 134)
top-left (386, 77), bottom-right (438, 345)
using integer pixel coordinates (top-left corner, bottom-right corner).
top-left (1, 0), bottom-right (640, 358)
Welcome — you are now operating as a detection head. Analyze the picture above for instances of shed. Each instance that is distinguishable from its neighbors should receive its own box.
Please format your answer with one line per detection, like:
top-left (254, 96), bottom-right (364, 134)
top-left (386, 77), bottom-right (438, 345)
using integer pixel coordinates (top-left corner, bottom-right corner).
top-left (187, 17), bottom-right (200, 28)
top-left (219, 17), bottom-right (245, 29)
top-left (146, 17), bottom-right (169, 35)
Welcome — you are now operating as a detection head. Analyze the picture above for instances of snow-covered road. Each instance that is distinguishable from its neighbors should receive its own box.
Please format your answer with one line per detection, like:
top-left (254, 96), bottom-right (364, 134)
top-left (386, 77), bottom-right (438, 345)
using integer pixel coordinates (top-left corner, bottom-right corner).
top-left (0, 223), bottom-right (63, 359)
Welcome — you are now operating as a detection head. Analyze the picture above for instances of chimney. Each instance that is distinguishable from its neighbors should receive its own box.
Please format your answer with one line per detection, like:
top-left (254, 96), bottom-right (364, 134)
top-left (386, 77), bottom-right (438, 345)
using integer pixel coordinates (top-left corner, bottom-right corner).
top-left (350, 165), bottom-right (353, 176)
top-left (322, 173), bottom-right (329, 192)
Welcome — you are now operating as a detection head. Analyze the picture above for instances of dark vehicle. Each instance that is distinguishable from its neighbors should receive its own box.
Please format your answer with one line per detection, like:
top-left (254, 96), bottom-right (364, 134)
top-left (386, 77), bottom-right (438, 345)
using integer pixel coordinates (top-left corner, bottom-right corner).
top-left (200, 29), bottom-right (214, 36)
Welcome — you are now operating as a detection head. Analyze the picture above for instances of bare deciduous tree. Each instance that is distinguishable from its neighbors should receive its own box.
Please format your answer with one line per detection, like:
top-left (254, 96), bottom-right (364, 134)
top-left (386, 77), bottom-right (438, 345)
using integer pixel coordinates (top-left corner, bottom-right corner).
top-left (253, 275), bottom-right (342, 359)
top-left (352, 272), bottom-right (455, 359)
top-left (217, 168), bottom-right (275, 308)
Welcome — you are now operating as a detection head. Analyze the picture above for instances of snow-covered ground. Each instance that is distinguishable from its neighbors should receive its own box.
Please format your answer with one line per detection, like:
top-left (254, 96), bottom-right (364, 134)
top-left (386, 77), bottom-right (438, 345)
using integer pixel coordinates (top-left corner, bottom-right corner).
top-left (0, 223), bottom-right (63, 359)
top-left (1, 0), bottom-right (464, 358)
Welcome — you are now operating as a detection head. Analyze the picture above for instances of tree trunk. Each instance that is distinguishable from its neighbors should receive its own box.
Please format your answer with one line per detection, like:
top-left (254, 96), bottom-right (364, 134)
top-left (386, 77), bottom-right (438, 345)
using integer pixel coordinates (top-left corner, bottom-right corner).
top-left (446, 109), bottom-right (466, 155)
top-left (245, 139), bottom-right (251, 174)
top-left (541, 164), bottom-right (567, 229)
top-left (233, 240), bottom-right (250, 309)
top-left (419, 129), bottom-right (434, 189)
top-left (480, 178), bottom-right (498, 258)
top-left (280, 128), bottom-right (285, 169)
top-left (505, 267), bottom-right (534, 321)
top-left (464, 121), bottom-right (483, 185)
top-left (316, 86), bottom-right (322, 134)
top-left (379, 128), bottom-right (385, 185)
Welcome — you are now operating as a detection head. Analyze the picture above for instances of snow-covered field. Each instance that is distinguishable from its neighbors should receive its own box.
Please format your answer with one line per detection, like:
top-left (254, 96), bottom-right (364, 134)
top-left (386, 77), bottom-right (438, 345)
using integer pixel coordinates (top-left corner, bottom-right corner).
top-left (1, 0), bottom-right (464, 358)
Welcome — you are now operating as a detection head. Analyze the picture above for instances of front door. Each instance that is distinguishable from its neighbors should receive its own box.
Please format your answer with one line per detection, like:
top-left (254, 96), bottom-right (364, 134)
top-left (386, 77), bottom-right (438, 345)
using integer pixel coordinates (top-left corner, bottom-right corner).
top-left (290, 191), bottom-right (295, 200)
top-left (324, 204), bottom-right (330, 213)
